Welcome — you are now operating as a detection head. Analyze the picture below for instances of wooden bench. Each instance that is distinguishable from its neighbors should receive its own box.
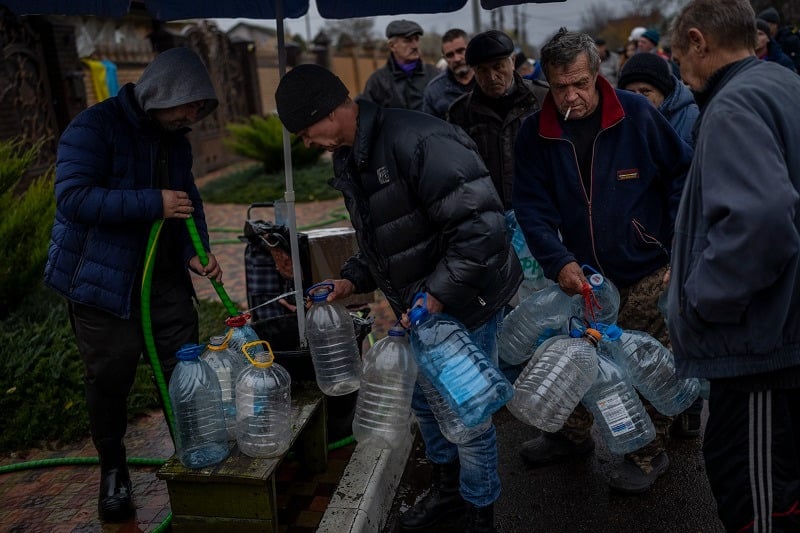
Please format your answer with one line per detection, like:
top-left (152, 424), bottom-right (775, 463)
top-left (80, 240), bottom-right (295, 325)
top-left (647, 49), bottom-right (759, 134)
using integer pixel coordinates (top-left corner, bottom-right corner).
top-left (157, 385), bottom-right (327, 532)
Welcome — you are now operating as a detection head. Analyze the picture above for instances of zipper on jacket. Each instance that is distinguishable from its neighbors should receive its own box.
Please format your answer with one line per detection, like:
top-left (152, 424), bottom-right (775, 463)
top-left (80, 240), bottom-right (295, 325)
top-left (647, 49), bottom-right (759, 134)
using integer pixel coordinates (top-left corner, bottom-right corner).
top-left (632, 218), bottom-right (670, 261)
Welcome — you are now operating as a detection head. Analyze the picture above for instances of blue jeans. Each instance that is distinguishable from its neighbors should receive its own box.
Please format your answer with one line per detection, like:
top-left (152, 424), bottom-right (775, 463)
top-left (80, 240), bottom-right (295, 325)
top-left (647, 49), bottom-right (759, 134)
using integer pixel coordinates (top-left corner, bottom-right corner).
top-left (411, 309), bottom-right (503, 507)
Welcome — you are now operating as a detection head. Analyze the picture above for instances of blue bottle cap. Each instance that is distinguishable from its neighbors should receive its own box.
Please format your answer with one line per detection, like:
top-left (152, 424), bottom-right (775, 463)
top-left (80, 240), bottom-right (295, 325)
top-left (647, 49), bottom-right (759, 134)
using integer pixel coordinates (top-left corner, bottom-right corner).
top-left (588, 272), bottom-right (605, 289)
top-left (602, 324), bottom-right (623, 341)
top-left (388, 326), bottom-right (406, 337)
top-left (176, 343), bottom-right (205, 361)
top-left (408, 305), bottom-right (429, 327)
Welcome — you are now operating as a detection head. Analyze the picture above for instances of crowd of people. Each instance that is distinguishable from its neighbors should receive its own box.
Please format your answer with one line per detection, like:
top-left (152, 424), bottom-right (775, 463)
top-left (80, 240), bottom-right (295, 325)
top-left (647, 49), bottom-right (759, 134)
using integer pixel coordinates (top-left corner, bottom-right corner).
top-left (47, 0), bottom-right (799, 531)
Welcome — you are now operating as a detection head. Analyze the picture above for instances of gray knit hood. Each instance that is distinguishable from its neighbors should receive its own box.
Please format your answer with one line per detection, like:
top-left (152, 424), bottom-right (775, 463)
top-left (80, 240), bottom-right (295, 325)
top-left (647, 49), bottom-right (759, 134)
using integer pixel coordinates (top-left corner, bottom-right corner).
top-left (134, 47), bottom-right (218, 121)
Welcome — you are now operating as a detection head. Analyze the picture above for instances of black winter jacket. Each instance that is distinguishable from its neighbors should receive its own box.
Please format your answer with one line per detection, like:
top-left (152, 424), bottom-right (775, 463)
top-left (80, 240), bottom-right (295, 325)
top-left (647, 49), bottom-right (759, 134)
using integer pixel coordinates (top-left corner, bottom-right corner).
top-left (360, 55), bottom-right (439, 111)
top-left (448, 74), bottom-right (549, 210)
top-left (331, 100), bottom-right (522, 330)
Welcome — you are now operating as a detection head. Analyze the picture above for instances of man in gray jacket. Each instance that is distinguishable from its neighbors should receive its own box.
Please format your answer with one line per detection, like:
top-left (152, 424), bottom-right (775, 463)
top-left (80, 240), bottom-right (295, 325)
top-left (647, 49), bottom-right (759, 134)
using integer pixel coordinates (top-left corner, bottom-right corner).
top-left (360, 19), bottom-right (439, 110)
top-left (668, 1), bottom-right (800, 530)
top-left (276, 64), bottom-right (521, 533)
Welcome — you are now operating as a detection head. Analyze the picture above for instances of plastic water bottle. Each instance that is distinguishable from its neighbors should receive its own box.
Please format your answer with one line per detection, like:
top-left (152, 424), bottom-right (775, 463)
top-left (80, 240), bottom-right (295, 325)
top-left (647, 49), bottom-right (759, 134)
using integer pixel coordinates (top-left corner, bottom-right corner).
top-left (235, 340), bottom-right (292, 458)
top-left (224, 314), bottom-right (260, 359)
top-left (169, 344), bottom-right (230, 469)
top-left (581, 351), bottom-right (656, 455)
top-left (408, 293), bottom-right (513, 428)
top-left (505, 211), bottom-right (549, 298)
top-left (570, 265), bottom-right (620, 327)
top-left (498, 284), bottom-right (573, 365)
top-left (352, 327), bottom-right (417, 449)
top-left (418, 372), bottom-right (493, 444)
top-left (201, 335), bottom-right (245, 440)
top-left (305, 282), bottom-right (362, 396)
top-left (607, 330), bottom-right (700, 416)
top-left (508, 329), bottom-right (600, 432)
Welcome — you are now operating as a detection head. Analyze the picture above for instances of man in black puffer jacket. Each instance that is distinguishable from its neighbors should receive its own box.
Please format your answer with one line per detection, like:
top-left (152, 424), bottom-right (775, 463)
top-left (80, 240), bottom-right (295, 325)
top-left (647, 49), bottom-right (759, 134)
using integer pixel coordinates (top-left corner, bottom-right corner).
top-left (276, 64), bottom-right (521, 533)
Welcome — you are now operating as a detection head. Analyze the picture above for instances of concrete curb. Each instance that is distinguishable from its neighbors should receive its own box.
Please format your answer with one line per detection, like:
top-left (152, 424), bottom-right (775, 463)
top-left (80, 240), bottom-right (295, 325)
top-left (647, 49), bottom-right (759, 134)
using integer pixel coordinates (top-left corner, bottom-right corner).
top-left (318, 429), bottom-right (414, 532)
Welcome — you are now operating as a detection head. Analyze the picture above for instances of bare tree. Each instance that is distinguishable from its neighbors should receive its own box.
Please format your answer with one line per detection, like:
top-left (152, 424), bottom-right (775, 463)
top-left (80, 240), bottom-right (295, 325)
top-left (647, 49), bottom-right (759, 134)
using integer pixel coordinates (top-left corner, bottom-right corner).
top-left (580, 3), bottom-right (619, 36)
top-left (322, 17), bottom-right (377, 48)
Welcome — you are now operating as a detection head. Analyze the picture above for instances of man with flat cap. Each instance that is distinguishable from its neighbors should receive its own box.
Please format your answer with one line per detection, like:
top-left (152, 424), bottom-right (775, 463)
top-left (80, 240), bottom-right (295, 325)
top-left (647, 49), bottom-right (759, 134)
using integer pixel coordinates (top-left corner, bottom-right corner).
top-left (276, 63), bottom-right (521, 532)
top-left (360, 19), bottom-right (439, 110)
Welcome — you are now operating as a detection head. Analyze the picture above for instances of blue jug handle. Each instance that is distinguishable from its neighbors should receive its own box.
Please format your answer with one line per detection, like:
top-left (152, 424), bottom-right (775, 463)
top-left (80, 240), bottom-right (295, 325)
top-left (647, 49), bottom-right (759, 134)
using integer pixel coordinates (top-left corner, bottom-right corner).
top-left (568, 315), bottom-right (586, 338)
top-left (305, 281), bottom-right (335, 298)
top-left (580, 264), bottom-right (601, 276)
top-left (411, 291), bottom-right (427, 309)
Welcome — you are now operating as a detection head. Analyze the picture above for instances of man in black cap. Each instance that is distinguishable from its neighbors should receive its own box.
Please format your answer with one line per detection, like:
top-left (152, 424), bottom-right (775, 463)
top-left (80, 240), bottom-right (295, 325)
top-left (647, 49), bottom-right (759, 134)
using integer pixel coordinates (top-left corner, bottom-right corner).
top-left (360, 19), bottom-right (439, 110)
top-left (755, 17), bottom-right (798, 72)
top-left (276, 63), bottom-right (522, 533)
top-left (758, 5), bottom-right (800, 71)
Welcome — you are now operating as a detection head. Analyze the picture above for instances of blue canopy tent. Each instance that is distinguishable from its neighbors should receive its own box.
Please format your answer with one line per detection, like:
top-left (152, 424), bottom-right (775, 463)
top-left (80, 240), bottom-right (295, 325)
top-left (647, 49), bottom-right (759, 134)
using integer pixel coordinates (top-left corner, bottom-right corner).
top-left (4, 0), bottom-right (564, 341)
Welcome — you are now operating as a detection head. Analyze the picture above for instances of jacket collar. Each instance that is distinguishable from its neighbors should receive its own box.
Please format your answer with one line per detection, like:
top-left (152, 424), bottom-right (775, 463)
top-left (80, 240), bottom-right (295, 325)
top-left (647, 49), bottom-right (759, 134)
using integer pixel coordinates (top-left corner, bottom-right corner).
top-left (539, 74), bottom-right (624, 138)
top-left (351, 99), bottom-right (381, 170)
top-left (694, 56), bottom-right (755, 110)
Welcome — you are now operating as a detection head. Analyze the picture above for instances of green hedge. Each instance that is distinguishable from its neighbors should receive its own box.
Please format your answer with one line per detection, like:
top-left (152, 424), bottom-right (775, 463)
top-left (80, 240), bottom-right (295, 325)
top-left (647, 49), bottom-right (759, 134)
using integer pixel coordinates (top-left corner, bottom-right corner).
top-left (224, 114), bottom-right (323, 173)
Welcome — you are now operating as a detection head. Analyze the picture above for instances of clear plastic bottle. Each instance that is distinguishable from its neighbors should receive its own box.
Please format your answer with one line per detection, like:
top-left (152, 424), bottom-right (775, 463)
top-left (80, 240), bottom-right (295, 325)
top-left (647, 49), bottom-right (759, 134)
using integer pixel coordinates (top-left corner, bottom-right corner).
top-left (169, 344), bottom-right (230, 469)
top-left (352, 327), bottom-right (417, 449)
top-left (304, 282), bottom-right (362, 396)
top-left (224, 314), bottom-right (260, 360)
top-left (505, 210), bottom-right (549, 298)
top-left (201, 335), bottom-right (245, 440)
top-left (581, 351), bottom-right (656, 455)
top-left (569, 265), bottom-right (620, 327)
top-left (607, 330), bottom-right (700, 416)
top-left (508, 329), bottom-right (600, 432)
top-left (498, 284), bottom-right (573, 365)
top-left (235, 340), bottom-right (292, 458)
top-left (418, 372), bottom-right (492, 444)
top-left (408, 293), bottom-right (513, 428)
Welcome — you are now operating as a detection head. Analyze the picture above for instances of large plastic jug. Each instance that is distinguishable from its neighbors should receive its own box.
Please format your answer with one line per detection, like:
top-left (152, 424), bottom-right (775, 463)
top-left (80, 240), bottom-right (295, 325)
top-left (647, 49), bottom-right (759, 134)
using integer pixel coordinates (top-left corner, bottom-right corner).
top-left (169, 344), bottom-right (230, 469)
top-left (224, 314), bottom-right (260, 359)
top-left (408, 293), bottom-right (513, 428)
top-left (569, 265), bottom-right (620, 327)
top-left (418, 372), bottom-right (493, 444)
top-left (508, 329), bottom-right (600, 432)
top-left (352, 327), bottom-right (417, 449)
top-left (581, 349), bottom-right (656, 456)
top-left (304, 282), bottom-right (362, 396)
top-left (498, 284), bottom-right (572, 365)
top-left (235, 340), bottom-right (292, 458)
top-left (606, 329), bottom-right (700, 416)
top-left (201, 335), bottom-right (245, 440)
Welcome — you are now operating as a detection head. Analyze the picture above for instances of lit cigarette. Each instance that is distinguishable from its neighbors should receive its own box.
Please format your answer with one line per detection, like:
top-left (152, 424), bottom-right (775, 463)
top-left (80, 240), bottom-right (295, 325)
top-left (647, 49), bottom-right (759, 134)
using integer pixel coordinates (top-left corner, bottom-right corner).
top-left (564, 106), bottom-right (572, 121)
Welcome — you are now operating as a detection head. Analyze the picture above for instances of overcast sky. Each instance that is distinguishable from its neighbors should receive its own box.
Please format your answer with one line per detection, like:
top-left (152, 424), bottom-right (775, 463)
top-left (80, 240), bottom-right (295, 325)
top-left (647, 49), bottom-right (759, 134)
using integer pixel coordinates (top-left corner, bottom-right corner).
top-left (212, 0), bottom-right (618, 49)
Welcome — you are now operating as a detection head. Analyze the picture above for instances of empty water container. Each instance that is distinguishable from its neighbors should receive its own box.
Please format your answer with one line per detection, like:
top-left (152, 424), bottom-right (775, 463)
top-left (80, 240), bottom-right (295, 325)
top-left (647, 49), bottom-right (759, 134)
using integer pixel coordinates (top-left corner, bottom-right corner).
top-left (224, 314), bottom-right (260, 359)
top-left (508, 329), bottom-right (600, 432)
top-left (581, 351), bottom-right (656, 455)
top-left (408, 293), bottom-right (513, 428)
top-left (505, 210), bottom-right (549, 298)
top-left (305, 282), bottom-right (362, 396)
top-left (569, 265), bottom-right (620, 327)
top-left (498, 284), bottom-right (573, 365)
top-left (169, 344), bottom-right (230, 468)
top-left (236, 340), bottom-right (292, 458)
top-left (201, 335), bottom-right (245, 440)
top-left (352, 327), bottom-right (417, 449)
top-left (607, 330), bottom-right (700, 416)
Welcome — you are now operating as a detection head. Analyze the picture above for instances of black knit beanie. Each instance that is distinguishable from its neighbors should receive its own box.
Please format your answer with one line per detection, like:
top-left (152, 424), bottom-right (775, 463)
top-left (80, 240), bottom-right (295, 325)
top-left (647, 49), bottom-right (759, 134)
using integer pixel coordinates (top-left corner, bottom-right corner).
top-left (275, 64), bottom-right (349, 133)
top-left (618, 52), bottom-right (674, 97)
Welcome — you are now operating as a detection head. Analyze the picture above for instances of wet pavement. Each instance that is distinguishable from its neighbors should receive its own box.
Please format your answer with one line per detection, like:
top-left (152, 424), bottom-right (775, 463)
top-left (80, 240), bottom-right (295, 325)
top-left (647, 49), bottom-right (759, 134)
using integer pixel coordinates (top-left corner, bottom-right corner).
top-left (384, 406), bottom-right (725, 533)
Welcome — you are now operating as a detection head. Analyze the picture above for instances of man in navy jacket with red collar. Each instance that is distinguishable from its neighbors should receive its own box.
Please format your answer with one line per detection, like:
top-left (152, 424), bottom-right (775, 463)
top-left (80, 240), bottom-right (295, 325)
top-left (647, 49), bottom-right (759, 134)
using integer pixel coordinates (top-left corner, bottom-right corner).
top-left (512, 28), bottom-right (693, 494)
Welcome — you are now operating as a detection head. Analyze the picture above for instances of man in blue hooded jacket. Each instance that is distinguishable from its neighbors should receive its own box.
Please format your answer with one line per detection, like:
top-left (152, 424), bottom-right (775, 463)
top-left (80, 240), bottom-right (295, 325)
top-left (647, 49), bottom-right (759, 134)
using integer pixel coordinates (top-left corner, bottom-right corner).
top-left (44, 47), bottom-right (221, 523)
top-left (669, 1), bottom-right (800, 530)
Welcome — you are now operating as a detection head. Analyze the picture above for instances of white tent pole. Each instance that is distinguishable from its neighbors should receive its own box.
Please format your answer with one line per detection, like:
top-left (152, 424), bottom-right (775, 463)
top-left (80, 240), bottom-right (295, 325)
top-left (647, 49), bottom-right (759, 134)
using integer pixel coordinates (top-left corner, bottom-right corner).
top-left (276, 0), bottom-right (307, 347)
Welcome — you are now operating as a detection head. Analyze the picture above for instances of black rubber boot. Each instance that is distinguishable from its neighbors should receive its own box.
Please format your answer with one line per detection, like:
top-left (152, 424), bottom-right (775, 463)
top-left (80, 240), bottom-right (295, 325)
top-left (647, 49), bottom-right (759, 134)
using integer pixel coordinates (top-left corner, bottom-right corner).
top-left (400, 461), bottom-right (464, 531)
top-left (465, 503), bottom-right (496, 533)
top-left (96, 439), bottom-right (136, 522)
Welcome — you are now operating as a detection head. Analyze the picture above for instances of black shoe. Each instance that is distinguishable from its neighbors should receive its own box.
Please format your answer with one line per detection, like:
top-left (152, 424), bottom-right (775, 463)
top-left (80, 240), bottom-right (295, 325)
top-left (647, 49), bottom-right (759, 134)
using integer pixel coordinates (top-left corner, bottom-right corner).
top-left (465, 503), bottom-right (496, 533)
top-left (607, 451), bottom-right (670, 494)
top-left (400, 461), bottom-right (464, 531)
top-left (98, 466), bottom-right (136, 522)
top-left (672, 398), bottom-right (704, 439)
top-left (519, 433), bottom-right (595, 468)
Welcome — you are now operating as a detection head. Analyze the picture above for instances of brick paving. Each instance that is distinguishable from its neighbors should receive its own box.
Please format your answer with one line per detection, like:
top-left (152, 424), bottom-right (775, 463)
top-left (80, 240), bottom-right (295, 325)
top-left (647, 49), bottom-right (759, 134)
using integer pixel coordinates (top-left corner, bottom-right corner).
top-left (0, 173), bottom-right (396, 532)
